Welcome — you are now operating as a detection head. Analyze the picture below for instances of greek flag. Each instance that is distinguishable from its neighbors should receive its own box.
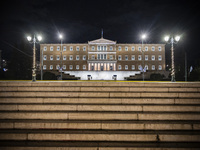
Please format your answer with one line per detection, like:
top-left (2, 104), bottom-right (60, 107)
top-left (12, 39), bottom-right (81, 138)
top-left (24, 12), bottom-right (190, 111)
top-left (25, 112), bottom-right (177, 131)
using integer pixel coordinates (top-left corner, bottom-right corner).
top-left (143, 66), bottom-right (147, 72)
top-left (189, 66), bottom-right (193, 73)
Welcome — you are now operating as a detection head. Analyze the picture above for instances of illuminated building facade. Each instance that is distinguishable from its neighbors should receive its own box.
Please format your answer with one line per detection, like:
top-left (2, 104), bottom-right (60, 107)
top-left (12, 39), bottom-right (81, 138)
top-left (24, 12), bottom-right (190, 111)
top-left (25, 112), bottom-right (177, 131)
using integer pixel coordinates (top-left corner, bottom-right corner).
top-left (40, 37), bottom-right (165, 80)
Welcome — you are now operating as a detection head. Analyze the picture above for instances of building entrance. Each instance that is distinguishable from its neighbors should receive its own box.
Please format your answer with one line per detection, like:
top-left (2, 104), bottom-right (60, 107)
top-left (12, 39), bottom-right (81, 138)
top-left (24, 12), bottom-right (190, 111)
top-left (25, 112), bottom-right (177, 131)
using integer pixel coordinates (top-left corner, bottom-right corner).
top-left (88, 62), bottom-right (116, 71)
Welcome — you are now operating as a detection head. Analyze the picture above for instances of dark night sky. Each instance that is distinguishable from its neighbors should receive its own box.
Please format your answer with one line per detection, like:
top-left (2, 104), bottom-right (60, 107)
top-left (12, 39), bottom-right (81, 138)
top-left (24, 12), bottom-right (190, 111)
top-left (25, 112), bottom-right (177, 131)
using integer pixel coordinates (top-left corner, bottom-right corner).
top-left (0, 0), bottom-right (200, 66)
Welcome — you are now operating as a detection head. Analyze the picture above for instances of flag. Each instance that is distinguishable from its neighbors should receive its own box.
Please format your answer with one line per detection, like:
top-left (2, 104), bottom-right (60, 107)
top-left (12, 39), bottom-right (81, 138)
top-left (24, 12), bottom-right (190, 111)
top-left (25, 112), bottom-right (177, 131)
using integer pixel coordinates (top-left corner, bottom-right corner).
top-left (189, 66), bottom-right (193, 73)
top-left (101, 29), bottom-right (103, 38)
top-left (143, 66), bottom-right (147, 72)
top-left (139, 66), bottom-right (143, 72)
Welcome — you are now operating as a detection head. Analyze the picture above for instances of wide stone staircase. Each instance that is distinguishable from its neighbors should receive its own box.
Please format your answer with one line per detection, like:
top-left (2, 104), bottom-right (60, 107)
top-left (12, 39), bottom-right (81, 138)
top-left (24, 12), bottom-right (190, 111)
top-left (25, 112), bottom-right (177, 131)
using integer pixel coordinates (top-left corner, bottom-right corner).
top-left (0, 81), bottom-right (200, 150)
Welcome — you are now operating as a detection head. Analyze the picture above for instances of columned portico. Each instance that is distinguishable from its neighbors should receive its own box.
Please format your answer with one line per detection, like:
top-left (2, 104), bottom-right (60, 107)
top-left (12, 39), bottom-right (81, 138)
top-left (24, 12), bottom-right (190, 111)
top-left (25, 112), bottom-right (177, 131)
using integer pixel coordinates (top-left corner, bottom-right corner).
top-left (88, 61), bottom-right (117, 71)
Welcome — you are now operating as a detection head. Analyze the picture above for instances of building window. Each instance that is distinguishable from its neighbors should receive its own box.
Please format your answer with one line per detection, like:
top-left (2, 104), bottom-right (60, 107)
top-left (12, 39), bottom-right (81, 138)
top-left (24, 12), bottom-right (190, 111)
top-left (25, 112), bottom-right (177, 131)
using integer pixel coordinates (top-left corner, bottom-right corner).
top-left (125, 65), bottom-right (128, 70)
top-left (97, 46), bottom-right (100, 51)
top-left (83, 46), bottom-right (86, 51)
top-left (151, 55), bottom-right (155, 61)
top-left (145, 55), bottom-right (148, 61)
top-left (138, 47), bottom-right (141, 51)
top-left (70, 46), bottom-right (73, 51)
top-left (70, 55), bottom-right (73, 60)
top-left (158, 46), bottom-right (162, 51)
top-left (100, 46), bottom-right (103, 51)
top-left (43, 55), bottom-right (47, 60)
top-left (110, 55), bottom-right (113, 60)
top-left (43, 65), bottom-right (46, 70)
top-left (104, 54), bottom-right (107, 59)
top-left (104, 46), bottom-right (107, 51)
top-left (56, 65), bottom-right (60, 70)
top-left (152, 65), bottom-right (155, 70)
top-left (57, 46), bottom-right (60, 51)
top-left (83, 65), bottom-right (86, 70)
top-left (57, 55), bottom-right (60, 60)
top-left (91, 55), bottom-right (95, 60)
top-left (131, 55), bottom-right (135, 60)
top-left (83, 55), bottom-right (86, 60)
top-left (50, 55), bottom-right (53, 60)
top-left (76, 65), bottom-right (79, 70)
top-left (145, 47), bottom-right (148, 51)
top-left (125, 55), bottom-right (128, 60)
top-left (132, 65), bottom-right (135, 70)
top-left (118, 46), bottom-right (121, 51)
top-left (158, 55), bottom-right (162, 61)
top-left (91, 46), bottom-right (95, 51)
top-left (97, 54), bottom-right (100, 60)
top-left (110, 46), bottom-right (113, 51)
top-left (69, 65), bottom-right (73, 70)
top-left (138, 55), bottom-right (142, 60)
top-left (63, 55), bottom-right (66, 60)
top-left (63, 46), bottom-right (66, 51)
top-left (100, 54), bottom-right (103, 59)
top-left (76, 55), bottom-right (79, 60)
top-left (125, 46), bottom-right (128, 51)
top-left (50, 46), bottom-right (53, 51)
top-left (50, 65), bottom-right (53, 70)
top-left (76, 46), bottom-right (79, 51)
top-left (152, 46), bottom-right (155, 51)
top-left (63, 65), bottom-right (66, 70)
top-left (158, 65), bottom-right (162, 70)
top-left (44, 46), bottom-right (47, 51)
top-left (118, 55), bottom-right (122, 60)
top-left (118, 65), bottom-right (121, 70)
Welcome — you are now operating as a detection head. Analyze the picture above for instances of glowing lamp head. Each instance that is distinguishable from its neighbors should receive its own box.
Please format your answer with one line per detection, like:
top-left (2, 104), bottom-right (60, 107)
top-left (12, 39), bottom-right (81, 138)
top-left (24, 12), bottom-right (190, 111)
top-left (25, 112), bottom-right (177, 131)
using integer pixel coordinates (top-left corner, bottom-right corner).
top-left (59, 34), bottom-right (63, 39)
top-left (37, 35), bottom-right (42, 41)
top-left (27, 36), bottom-right (32, 41)
top-left (175, 36), bottom-right (180, 42)
top-left (141, 34), bottom-right (146, 39)
top-left (164, 36), bottom-right (170, 42)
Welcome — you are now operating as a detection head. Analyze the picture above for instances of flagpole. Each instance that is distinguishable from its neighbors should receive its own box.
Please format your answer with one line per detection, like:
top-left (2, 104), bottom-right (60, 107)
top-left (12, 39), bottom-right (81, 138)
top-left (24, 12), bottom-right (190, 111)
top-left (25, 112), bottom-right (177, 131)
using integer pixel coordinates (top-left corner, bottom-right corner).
top-left (101, 29), bottom-right (103, 38)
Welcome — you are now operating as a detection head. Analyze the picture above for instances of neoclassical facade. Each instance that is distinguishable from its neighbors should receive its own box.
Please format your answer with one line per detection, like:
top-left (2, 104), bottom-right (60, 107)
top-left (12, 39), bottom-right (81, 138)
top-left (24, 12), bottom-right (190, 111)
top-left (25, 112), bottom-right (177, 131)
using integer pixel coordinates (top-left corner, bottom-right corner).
top-left (40, 37), bottom-right (165, 80)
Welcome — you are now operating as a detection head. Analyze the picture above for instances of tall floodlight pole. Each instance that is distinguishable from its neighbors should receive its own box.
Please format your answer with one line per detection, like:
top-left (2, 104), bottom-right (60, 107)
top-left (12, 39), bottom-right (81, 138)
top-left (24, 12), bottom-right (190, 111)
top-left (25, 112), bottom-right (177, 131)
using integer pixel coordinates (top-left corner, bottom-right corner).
top-left (59, 34), bottom-right (63, 80)
top-left (27, 35), bottom-right (42, 82)
top-left (164, 35), bottom-right (180, 82)
top-left (141, 34), bottom-right (146, 81)
top-left (41, 45), bottom-right (43, 80)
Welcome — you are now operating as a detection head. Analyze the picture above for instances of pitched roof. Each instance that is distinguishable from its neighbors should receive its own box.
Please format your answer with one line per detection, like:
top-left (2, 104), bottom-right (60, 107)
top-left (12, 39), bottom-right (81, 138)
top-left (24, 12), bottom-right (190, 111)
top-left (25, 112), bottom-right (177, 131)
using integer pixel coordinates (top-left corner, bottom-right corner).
top-left (88, 38), bottom-right (116, 45)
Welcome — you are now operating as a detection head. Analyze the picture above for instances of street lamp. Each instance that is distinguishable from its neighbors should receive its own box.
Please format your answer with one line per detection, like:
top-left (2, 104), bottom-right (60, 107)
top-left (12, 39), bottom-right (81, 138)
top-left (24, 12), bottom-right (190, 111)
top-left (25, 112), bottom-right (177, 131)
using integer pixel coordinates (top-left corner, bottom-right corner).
top-left (59, 34), bottom-right (63, 80)
top-left (164, 35), bottom-right (180, 82)
top-left (141, 34), bottom-right (146, 81)
top-left (27, 35), bottom-right (42, 82)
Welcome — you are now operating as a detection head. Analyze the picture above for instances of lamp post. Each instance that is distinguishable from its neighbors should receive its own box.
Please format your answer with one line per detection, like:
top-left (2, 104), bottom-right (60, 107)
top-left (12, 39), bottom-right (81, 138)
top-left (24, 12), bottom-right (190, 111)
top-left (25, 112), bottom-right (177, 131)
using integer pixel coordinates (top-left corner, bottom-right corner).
top-left (141, 34), bottom-right (146, 81)
top-left (41, 44), bottom-right (43, 80)
top-left (59, 34), bottom-right (63, 80)
top-left (27, 35), bottom-right (42, 82)
top-left (164, 35), bottom-right (180, 82)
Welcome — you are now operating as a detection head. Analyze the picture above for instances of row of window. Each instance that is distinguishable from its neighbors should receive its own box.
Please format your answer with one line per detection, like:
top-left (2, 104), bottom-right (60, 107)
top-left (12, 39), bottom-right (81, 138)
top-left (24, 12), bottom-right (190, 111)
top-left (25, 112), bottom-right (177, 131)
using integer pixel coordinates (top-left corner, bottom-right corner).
top-left (117, 46), bottom-right (162, 52)
top-left (43, 55), bottom-right (86, 61)
top-left (43, 45), bottom-right (162, 52)
top-left (43, 46), bottom-right (87, 52)
top-left (43, 64), bottom-right (162, 71)
top-left (43, 55), bottom-right (162, 61)
top-left (119, 65), bottom-right (162, 70)
top-left (43, 65), bottom-right (87, 70)
top-left (118, 55), bottom-right (162, 61)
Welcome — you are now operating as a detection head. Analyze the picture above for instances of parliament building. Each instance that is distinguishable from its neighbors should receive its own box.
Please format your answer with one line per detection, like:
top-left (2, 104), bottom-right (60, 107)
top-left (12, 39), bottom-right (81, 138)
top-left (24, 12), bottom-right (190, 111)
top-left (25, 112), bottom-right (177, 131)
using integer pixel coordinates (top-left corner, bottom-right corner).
top-left (40, 37), bottom-right (165, 80)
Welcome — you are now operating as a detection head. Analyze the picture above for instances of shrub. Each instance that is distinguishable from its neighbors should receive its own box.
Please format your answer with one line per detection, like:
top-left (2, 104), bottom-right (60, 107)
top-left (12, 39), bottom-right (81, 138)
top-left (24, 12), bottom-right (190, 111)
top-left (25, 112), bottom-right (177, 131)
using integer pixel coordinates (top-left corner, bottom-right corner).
top-left (150, 73), bottom-right (164, 81)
